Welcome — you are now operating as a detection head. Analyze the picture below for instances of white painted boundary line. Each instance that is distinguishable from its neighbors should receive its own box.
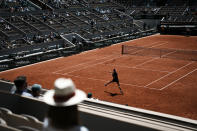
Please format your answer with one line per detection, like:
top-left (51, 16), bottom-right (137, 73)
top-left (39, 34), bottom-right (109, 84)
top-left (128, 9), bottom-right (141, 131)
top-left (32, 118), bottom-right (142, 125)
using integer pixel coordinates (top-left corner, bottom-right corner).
top-left (160, 68), bottom-right (197, 90)
top-left (127, 41), bottom-right (168, 59)
top-left (54, 40), bottom-right (167, 74)
top-left (127, 41), bottom-right (168, 55)
top-left (126, 41), bottom-right (166, 52)
top-left (133, 42), bottom-right (169, 68)
top-left (151, 42), bottom-right (169, 48)
top-left (133, 50), bottom-right (178, 68)
top-left (134, 50), bottom-right (190, 90)
top-left (133, 58), bottom-right (158, 68)
top-left (110, 33), bottom-right (160, 47)
top-left (62, 55), bottom-right (122, 75)
top-left (81, 34), bottom-right (160, 55)
top-left (106, 50), bottom-right (182, 90)
top-left (53, 72), bottom-right (160, 90)
top-left (0, 56), bottom-right (63, 74)
top-left (60, 41), bottom-right (168, 76)
top-left (52, 54), bottom-right (116, 74)
top-left (0, 34), bottom-right (159, 74)
top-left (51, 40), bottom-right (172, 91)
top-left (135, 67), bottom-right (170, 73)
top-left (108, 64), bottom-right (170, 73)
top-left (144, 61), bottom-right (194, 88)
top-left (121, 42), bottom-right (168, 63)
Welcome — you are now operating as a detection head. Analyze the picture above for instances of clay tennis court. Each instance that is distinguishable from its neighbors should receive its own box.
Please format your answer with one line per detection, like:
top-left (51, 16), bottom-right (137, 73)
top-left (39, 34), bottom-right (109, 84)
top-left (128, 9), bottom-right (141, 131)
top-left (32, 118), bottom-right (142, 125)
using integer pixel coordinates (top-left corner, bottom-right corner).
top-left (1, 34), bottom-right (197, 120)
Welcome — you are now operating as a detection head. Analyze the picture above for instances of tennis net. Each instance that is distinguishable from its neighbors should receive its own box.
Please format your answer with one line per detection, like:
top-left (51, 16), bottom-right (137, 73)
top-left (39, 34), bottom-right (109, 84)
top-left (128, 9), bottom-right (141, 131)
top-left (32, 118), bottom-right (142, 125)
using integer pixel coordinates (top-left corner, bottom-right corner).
top-left (121, 45), bottom-right (197, 61)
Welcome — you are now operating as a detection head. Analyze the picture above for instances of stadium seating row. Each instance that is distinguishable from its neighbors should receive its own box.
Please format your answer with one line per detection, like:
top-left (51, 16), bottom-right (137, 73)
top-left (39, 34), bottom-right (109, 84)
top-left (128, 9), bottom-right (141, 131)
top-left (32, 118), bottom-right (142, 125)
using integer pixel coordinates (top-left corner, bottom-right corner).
top-left (1, 0), bottom-right (196, 72)
top-left (0, 107), bottom-right (43, 131)
top-left (0, 87), bottom-right (196, 131)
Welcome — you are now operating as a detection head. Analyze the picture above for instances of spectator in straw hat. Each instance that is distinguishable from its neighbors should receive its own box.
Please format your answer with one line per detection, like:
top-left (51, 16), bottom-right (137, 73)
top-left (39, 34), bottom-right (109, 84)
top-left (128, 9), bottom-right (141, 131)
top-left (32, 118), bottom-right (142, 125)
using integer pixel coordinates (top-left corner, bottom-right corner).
top-left (43, 78), bottom-right (88, 131)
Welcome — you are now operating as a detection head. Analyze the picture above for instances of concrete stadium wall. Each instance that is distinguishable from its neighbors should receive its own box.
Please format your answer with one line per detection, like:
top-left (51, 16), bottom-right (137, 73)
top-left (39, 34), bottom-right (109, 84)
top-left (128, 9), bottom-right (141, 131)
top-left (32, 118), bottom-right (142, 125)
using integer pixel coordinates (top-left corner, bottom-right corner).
top-left (0, 80), bottom-right (196, 131)
top-left (0, 80), bottom-right (14, 92)
top-left (0, 90), bottom-right (196, 131)
top-left (0, 40), bottom-right (65, 56)
top-left (140, 19), bottom-right (161, 29)
top-left (0, 91), bottom-right (156, 130)
top-left (79, 111), bottom-right (156, 131)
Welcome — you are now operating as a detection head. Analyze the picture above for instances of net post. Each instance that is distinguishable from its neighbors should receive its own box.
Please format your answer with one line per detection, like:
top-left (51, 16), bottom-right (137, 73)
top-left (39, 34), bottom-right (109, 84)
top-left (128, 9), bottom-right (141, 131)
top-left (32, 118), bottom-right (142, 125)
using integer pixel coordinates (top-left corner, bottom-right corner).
top-left (121, 45), bottom-right (124, 55)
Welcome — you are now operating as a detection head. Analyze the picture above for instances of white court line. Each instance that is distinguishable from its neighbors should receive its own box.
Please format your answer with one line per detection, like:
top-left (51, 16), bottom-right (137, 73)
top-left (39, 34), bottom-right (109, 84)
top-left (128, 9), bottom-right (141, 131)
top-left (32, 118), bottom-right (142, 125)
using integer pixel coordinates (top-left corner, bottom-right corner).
top-left (133, 42), bottom-right (169, 68)
top-left (160, 68), bottom-right (197, 90)
top-left (52, 40), bottom-right (174, 91)
top-left (61, 55), bottom-right (122, 75)
top-left (0, 56), bottom-right (63, 74)
top-left (133, 58), bottom-right (158, 68)
top-left (135, 50), bottom-right (178, 70)
top-left (81, 33), bottom-right (160, 54)
top-left (53, 72), bottom-right (160, 90)
top-left (135, 67), bottom-right (170, 73)
top-left (61, 43), bottom-right (170, 76)
top-left (0, 34), bottom-right (159, 74)
top-left (127, 41), bottom-right (168, 58)
top-left (108, 64), bottom-right (170, 73)
top-left (53, 54), bottom-right (115, 74)
top-left (127, 41), bottom-right (168, 54)
top-left (53, 41), bottom-right (166, 75)
top-left (144, 61), bottom-right (194, 88)
top-left (134, 50), bottom-right (177, 68)
top-left (54, 40), bottom-right (165, 74)
top-left (52, 41), bottom-right (171, 90)
top-left (110, 33), bottom-right (160, 47)
top-left (126, 41), bottom-right (166, 52)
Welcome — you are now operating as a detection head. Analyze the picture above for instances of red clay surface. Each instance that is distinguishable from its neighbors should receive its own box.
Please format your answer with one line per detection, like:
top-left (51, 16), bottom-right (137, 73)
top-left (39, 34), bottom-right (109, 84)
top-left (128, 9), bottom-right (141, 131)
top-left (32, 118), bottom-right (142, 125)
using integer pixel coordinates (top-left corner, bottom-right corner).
top-left (1, 34), bottom-right (197, 120)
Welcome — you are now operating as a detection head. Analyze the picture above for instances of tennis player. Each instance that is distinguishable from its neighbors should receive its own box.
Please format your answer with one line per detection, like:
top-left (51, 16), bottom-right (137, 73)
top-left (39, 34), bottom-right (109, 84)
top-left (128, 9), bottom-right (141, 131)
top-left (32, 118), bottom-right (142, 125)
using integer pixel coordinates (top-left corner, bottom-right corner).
top-left (105, 68), bottom-right (123, 94)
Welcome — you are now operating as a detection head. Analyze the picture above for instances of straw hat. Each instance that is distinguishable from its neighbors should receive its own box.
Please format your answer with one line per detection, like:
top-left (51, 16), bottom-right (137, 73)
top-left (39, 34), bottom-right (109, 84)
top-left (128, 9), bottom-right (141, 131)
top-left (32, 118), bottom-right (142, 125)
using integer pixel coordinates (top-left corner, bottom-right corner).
top-left (43, 78), bottom-right (86, 106)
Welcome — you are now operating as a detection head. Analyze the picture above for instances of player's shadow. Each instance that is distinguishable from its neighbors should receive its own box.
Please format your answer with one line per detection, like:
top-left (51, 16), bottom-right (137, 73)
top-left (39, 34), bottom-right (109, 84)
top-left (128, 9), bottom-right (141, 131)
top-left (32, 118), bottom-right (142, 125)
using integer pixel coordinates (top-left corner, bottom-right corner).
top-left (104, 91), bottom-right (123, 96)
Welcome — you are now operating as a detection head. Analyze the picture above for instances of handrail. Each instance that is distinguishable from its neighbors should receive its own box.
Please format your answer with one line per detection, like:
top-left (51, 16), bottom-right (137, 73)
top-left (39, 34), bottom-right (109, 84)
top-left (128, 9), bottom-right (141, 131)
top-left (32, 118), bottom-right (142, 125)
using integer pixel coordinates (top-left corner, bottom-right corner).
top-left (26, 0), bottom-right (42, 10)
top-left (1, 17), bottom-right (26, 36)
top-left (93, 29), bottom-right (155, 44)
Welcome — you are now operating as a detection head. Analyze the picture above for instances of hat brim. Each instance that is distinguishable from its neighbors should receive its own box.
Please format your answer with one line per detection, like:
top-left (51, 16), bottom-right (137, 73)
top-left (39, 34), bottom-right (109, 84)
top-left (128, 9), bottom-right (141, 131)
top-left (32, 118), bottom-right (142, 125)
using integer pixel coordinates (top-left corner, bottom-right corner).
top-left (43, 89), bottom-right (86, 106)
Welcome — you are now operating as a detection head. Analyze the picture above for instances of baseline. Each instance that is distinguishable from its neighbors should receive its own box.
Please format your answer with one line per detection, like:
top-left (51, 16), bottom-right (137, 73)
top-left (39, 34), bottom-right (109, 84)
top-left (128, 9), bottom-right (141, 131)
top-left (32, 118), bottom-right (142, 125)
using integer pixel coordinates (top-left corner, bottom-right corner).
top-left (160, 68), bottom-right (197, 90)
top-left (0, 34), bottom-right (159, 74)
top-left (107, 64), bottom-right (170, 73)
top-left (57, 42), bottom-right (169, 76)
top-left (55, 41), bottom-right (168, 75)
top-left (53, 72), bottom-right (160, 91)
top-left (144, 61), bottom-right (194, 88)
top-left (52, 54), bottom-right (116, 74)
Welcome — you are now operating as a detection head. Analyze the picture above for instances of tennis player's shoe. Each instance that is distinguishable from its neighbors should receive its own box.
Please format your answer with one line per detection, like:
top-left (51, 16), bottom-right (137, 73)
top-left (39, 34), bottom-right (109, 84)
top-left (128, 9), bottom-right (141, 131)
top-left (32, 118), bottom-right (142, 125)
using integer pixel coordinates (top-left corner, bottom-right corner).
top-left (120, 90), bottom-right (123, 95)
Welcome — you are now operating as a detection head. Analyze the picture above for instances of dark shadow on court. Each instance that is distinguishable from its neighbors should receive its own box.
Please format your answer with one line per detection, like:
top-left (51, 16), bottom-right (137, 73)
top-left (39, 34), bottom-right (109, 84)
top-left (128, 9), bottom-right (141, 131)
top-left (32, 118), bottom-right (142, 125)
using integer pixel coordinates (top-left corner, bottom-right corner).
top-left (104, 91), bottom-right (123, 96)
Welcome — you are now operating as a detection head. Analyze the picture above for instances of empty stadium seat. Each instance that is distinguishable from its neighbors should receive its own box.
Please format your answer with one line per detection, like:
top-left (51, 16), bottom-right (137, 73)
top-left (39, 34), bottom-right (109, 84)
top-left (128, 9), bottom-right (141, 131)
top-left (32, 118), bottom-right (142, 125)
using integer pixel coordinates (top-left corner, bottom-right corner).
top-left (17, 126), bottom-right (40, 131)
top-left (0, 125), bottom-right (21, 131)
top-left (0, 118), bottom-right (7, 125)
top-left (0, 107), bottom-right (43, 130)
